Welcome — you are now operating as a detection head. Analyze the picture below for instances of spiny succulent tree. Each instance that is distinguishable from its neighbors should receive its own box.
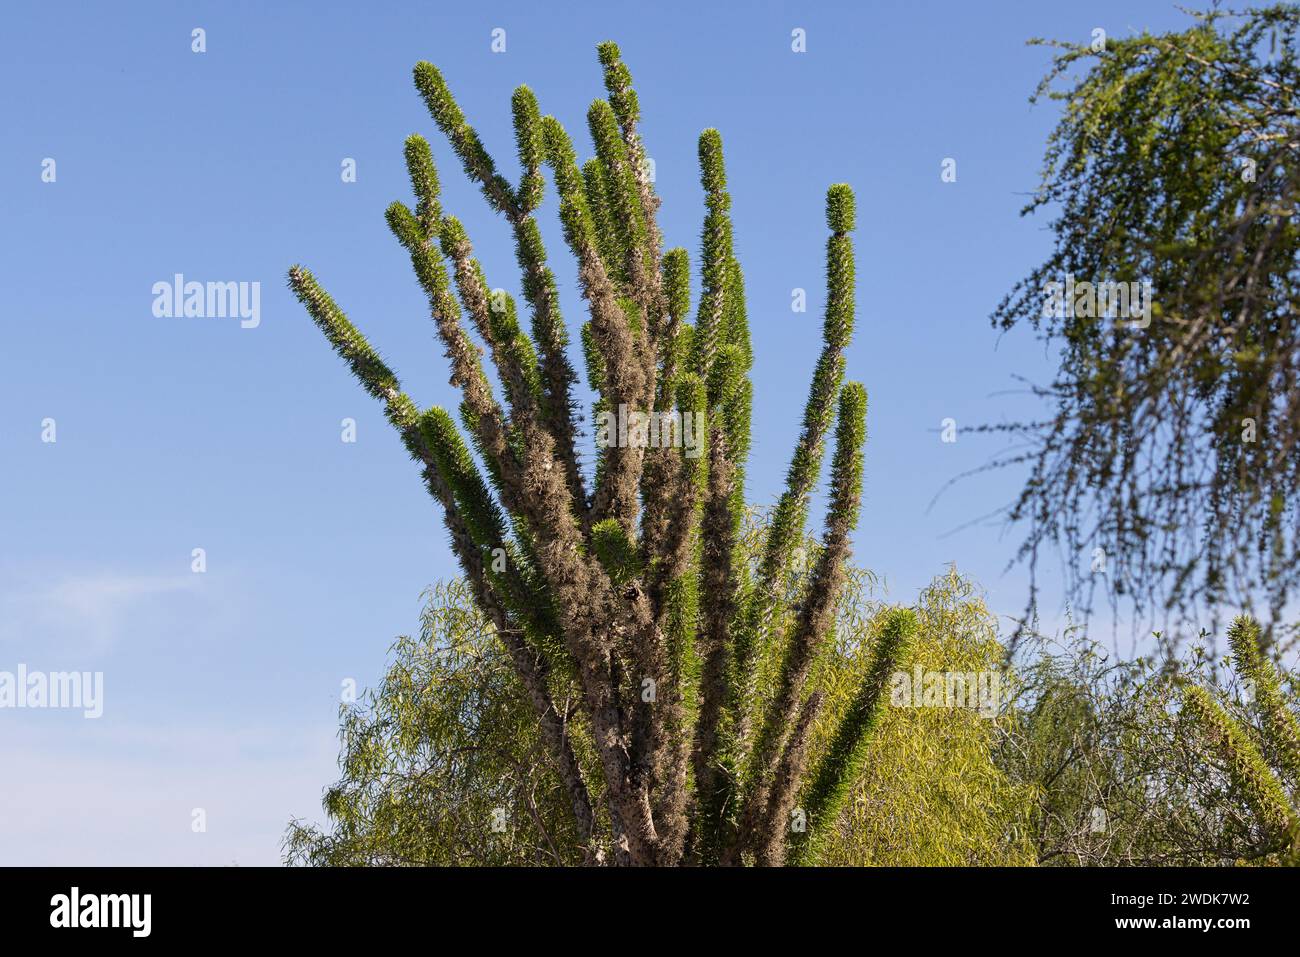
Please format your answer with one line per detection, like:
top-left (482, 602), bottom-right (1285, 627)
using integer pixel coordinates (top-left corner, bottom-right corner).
top-left (289, 43), bottom-right (913, 866)
top-left (1179, 615), bottom-right (1300, 864)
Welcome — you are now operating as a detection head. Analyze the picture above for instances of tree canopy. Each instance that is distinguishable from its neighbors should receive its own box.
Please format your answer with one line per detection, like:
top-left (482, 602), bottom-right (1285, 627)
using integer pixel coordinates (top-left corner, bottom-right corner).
top-left (987, 5), bottom-right (1300, 643)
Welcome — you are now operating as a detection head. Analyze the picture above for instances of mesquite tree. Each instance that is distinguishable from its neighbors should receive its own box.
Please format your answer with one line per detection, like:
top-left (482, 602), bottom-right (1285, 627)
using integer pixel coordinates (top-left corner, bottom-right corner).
top-left (289, 42), bottom-right (912, 866)
top-left (986, 5), bottom-right (1300, 641)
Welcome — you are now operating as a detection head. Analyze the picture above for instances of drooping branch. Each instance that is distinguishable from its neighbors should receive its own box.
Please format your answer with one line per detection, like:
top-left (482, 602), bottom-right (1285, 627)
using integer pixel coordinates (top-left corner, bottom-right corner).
top-left (985, 8), bottom-right (1300, 640)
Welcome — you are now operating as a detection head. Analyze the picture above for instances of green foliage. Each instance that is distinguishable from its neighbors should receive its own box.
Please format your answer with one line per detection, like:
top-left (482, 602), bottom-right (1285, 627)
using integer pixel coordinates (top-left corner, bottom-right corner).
top-left (1006, 614), bottom-right (1300, 865)
top-left (591, 518), bottom-right (641, 585)
top-left (287, 557), bottom-right (1300, 869)
top-left (987, 5), bottom-right (1300, 638)
top-left (284, 581), bottom-right (586, 866)
top-left (287, 541), bottom-right (1036, 866)
top-left (813, 570), bottom-right (1037, 866)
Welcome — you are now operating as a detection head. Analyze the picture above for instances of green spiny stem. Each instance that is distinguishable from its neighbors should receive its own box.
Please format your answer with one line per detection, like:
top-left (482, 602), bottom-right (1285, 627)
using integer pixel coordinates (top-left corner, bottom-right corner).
top-left (791, 606), bottom-right (917, 866)
top-left (419, 408), bottom-right (561, 653)
top-left (541, 114), bottom-right (597, 244)
top-left (413, 61), bottom-right (516, 216)
top-left (733, 183), bottom-right (858, 741)
top-left (596, 41), bottom-right (666, 336)
top-left (414, 65), bottom-right (586, 527)
top-left (485, 290), bottom-right (543, 406)
top-left (1227, 614), bottom-right (1300, 789)
top-left (711, 345), bottom-right (751, 551)
top-left (648, 374), bottom-right (710, 862)
top-left (657, 247), bottom-right (691, 409)
top-left (691, 344), bottom-right (750, 861)
top-left (419, 406), bottom-right (510, 551)
top-left (402, 135), bottom-right (442, 238)
top-left (591, 518), bottom-right (642, 586)
top-left (677, 137), bottom-right (748, 862)
top-left (512, 85), bottom-right (586, 516)
top-left (288, 265), bottom-right (402, 406)
top-left (657, 565), bottom-right (700, 858)
top-left (580, 321), bottom-right (606, 393)
top-left (582, 158), bottom-right (626, 287)
top-left (754, 690), bottom-right (825, 866)
top-left (597, 41), bottom-right (640, 139)
top-left (724, 257), bottom-right (752, 370)
top-left (736, 382), bottom-right (867, 859)
top-left (512, 220), bottom-right (586, 526)
top-left (541, 113), bottom-right (649, 530)
top-left (1182, 684), bottom-right (1300, 858)
top-left (384, 200), bottom-right (509, 489)
top-left (511, 85), bottom-right (546, 214)
top-left (588, 98), bottom-right (660, 419)
top-left (644, 372), bottom-right (709, 598)
top-left (690, 129), bottom-right (733, 378)
top-left (588, 99), bottom-right (650, 294)
top-left (636, 245), bottom-right (695, 635)
top-left (437, 215), bottom-right (544, 418)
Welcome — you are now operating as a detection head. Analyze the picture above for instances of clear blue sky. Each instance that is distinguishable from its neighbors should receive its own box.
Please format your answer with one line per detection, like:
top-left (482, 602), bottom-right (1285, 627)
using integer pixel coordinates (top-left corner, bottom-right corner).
top-left (0, 1), bottom-right (1196, 864)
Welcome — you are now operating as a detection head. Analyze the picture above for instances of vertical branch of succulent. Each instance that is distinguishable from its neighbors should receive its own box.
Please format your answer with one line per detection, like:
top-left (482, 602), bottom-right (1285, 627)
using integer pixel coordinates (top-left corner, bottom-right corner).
top-left (1227, 615), bottom-right (1300, 790)
top-left (789, 607), bottom-right (918, 866)
top-left (1181, 682), bottom-right (1300, 862)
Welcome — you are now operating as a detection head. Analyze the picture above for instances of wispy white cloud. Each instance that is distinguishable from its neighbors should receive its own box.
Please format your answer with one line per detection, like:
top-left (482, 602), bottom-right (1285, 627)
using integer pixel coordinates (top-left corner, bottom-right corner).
top-left (0, 721), bottom-right (338, 865)
top-left (0, 567), bottom-right (206, 657)
top-left (0, 562), bottom-right (343, 865)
